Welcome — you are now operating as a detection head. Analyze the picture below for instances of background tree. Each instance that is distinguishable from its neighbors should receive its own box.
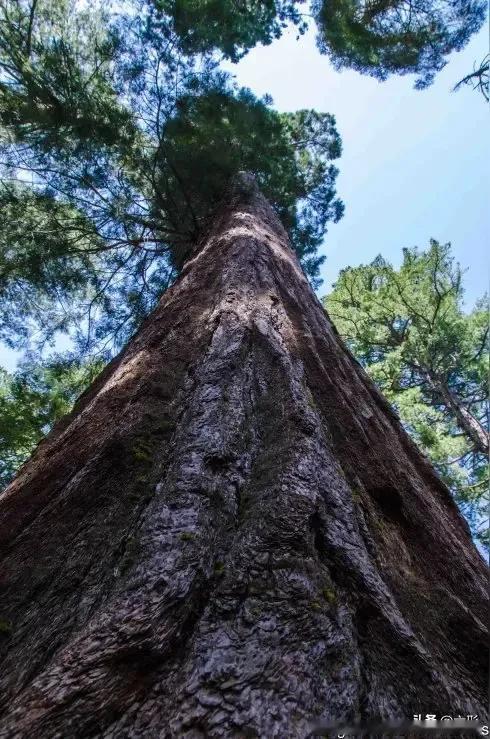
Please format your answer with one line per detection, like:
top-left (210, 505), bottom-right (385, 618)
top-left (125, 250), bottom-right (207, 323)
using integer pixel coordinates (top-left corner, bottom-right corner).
top-left (0, 0), bottom-right (343, 357)
top-left (324, 240), bottom-right (488, 545)
top-left (311, 0), bottom-right (487, 88)
top-left (0, 354), bottom-right (104, 487)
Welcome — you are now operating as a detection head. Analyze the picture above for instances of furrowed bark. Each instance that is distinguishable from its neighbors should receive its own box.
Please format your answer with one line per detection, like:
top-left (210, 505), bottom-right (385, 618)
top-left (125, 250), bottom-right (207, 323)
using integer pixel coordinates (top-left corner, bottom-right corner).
top-left (0, 173), bottom-right (487, 738)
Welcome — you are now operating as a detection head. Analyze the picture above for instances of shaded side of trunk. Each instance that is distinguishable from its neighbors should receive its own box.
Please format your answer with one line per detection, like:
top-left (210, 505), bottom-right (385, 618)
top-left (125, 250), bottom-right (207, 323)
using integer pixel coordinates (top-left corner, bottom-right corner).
top-left (0, 173), bottom-right (487, 738)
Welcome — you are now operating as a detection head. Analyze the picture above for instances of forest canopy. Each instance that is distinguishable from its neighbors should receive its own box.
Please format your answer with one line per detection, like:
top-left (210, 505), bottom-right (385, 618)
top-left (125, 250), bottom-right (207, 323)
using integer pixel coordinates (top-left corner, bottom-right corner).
top-left (1, 0), bottom-right (486, 358)
top-left (312, 0), bottom-right (486, 88)
top-left (155, 0), bottom-right (486, 87)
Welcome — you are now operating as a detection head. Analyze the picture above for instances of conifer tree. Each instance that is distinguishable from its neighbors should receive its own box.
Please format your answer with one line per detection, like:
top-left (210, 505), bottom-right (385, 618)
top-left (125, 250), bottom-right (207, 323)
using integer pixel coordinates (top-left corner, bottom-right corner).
top-left (324, 241), bottom-right (489, 543)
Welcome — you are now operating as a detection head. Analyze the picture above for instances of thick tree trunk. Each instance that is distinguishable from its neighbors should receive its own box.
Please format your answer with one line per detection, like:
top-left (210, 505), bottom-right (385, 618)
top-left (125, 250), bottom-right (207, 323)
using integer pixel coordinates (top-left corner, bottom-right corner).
top-left (0, 174), bottom-right (487, 738)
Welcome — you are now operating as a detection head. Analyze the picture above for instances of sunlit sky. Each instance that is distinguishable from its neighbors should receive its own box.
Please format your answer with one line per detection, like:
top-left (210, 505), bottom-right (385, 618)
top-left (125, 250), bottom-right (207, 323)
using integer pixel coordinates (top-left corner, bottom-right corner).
top-left (224, 24), bottom-right (489, 303)
top-left (1, 23), bottom-right (488, 372)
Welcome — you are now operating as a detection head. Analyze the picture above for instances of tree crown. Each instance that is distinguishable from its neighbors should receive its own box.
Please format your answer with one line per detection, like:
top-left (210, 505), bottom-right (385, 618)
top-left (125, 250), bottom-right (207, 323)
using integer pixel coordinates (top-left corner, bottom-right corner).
top-left (312, 0), bottom-right (486, 88)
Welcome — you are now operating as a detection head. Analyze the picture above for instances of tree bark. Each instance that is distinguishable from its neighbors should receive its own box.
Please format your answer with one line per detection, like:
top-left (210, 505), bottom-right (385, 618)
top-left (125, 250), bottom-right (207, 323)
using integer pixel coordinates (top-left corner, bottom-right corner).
top-left (436, 379), bottom-right (489, 456)
top-left (0, 173), bottom-right (487, 738)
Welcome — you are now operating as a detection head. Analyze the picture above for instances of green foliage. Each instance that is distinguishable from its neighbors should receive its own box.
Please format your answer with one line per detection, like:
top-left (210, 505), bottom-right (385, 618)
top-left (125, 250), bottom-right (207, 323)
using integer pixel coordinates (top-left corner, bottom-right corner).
top-left (0, 0), bottom-right (343, 355)
top-left (325, 240), bottom-right (489, 544)
top-left (312, 0), bottom-right (486, 88)
top-left (155, 0), bottom-right (486, 86)
top-left (154, 0), bottom-right (305, 61)
top-left (0, 184), bottom-right (102, 348)
top-left (160, 94), bottom-right (343, 276)
top-left (0, 353), bottom-right (104, 487)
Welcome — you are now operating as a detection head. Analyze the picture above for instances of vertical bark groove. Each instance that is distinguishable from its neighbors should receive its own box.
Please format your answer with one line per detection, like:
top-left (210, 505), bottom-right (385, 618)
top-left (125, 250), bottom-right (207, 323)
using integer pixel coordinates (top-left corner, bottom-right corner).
top-left (0, 173), bottom-right (487, 738)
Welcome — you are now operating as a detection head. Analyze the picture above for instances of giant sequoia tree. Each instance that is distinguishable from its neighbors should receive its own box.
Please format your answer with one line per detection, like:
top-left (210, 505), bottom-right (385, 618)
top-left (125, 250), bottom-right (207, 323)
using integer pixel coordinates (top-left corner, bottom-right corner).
top-left (0, 174), bottom-right (487, 736)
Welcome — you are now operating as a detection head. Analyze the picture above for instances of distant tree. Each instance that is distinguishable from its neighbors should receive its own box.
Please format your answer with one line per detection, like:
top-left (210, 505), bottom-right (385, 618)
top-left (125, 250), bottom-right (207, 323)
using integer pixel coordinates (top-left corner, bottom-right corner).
top-left (0, 354), bottom-right (104, 487)
top-left (0, 0), bottom-right (343, 356)
top-left (311, 0), bottom-right (487, 88)
top-left (324, 240), bottom-right (489, 544)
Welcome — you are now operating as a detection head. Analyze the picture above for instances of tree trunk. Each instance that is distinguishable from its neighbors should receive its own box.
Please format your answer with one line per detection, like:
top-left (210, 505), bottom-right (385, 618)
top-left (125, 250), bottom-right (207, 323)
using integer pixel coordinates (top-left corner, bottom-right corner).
top-left (0, 173), bottom-right (487, 738)
top-left (436, 380), bottom-right (488, 456)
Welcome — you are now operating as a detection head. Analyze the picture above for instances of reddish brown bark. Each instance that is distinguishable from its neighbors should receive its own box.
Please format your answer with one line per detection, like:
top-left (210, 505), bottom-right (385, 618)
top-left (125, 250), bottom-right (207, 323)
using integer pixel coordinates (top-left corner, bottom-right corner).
top-left (0, 173), bottom-right (487, 738)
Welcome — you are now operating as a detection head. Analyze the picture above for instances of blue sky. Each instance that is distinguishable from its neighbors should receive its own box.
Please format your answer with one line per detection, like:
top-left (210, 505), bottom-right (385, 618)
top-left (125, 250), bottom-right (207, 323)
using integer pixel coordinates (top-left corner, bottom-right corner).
top-left (224, 24), bottom-right (489, 303)
top-left (1, 25), bottom-right (488, 372)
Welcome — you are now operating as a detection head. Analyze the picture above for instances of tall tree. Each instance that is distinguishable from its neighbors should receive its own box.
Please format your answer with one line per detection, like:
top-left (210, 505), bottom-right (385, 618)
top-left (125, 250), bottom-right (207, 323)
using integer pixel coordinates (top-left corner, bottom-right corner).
top-left (0, 0), bottom-right (343, 356)
top-left (324, 240), bottom-right (488, 543)
top-left (0, 175), bottom-right (486, 736)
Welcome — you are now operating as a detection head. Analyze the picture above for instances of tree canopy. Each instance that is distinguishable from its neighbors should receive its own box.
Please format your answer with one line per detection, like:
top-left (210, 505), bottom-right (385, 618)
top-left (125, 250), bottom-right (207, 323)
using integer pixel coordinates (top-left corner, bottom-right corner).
top-left (324, 240), bottom-right (488, 544)
top-left (312, 0), bottom-right (486, 88)
top-left (1, 0), bottom-right (486, 361)
top-left (0, 0), bottom-right (343, 356)
top-left (156, 0), bottom-right (487, 88)
top-left (153, 0), bottom-right (306, 61)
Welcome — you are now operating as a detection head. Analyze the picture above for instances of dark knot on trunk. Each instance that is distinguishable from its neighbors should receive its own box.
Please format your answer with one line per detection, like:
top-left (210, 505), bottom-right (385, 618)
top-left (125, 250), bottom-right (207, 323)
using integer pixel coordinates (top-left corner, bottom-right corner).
top-left (228, 171), bottom-right (260, 201)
